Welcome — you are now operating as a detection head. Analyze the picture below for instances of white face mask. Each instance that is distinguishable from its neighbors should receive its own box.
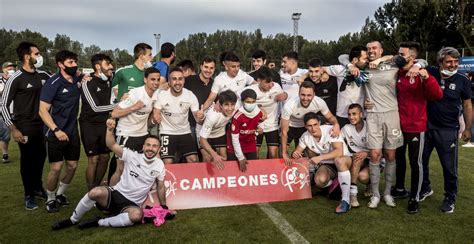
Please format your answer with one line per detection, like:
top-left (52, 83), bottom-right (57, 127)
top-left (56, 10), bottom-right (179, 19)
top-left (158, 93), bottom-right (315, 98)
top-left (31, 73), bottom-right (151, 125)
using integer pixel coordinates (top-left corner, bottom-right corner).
top-left (441, 69), bottom-right (457, 77)
top-left (6, 70), bottom-right (15, 77)
top-left (34, 55), bottom-right (43, 68)
top-left (98, 72), bottom-right (108, 81)
top-left (144, 61), bottom-right (153, 69)
top-left (243, 102), bottom-right (257, 112)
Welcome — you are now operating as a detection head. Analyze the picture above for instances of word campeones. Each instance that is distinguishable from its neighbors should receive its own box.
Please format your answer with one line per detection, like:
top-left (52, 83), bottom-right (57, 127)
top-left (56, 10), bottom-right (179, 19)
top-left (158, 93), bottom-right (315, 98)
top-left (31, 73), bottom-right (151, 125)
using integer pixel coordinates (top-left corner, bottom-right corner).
top-left (177, 174), bottom-right (279, 190)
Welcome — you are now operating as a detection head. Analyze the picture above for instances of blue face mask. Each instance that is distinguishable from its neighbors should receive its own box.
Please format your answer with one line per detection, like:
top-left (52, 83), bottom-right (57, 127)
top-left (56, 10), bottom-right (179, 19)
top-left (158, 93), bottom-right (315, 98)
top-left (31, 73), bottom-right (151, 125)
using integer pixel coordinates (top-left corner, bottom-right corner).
top-left (243, 103), bottom-right (257, 112)
top-left (393, 55), bottom-right (408, 68)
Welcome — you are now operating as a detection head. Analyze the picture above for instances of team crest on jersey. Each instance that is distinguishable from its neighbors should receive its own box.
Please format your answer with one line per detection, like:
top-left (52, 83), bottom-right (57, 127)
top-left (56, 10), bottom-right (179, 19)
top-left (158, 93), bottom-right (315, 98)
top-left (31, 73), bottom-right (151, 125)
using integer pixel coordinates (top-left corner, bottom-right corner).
top-left (449, 83), bottom-right (456, 90)
top-left (179, 102), bottom-right (190, 111)
top-left (150, 170), bottom-right (158, 177)
top-left (323, 89), bottom-right (328, 94)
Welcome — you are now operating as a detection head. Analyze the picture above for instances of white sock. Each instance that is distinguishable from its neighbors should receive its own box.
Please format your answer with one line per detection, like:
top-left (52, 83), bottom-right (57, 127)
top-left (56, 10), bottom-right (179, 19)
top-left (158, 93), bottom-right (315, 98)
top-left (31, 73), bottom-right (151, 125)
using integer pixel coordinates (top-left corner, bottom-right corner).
top-left (384, 161), bottom-right (396, 196)
top-left (56, 181), bottom-right (69, 196)
top-left (47, 190), bottom-right (56, 202)
top-left (70, 194), bottom-right (96, 223)
top-left (98, 213), bottom-right (133, 227)
top-left (323, 179), bottom-right (333, 188)
top-left (369, 162), bottom-right (381, 198)
top-left (350, 184), bottom-right (358, 196)
top-left (338, 170), bottom-right (351, 202)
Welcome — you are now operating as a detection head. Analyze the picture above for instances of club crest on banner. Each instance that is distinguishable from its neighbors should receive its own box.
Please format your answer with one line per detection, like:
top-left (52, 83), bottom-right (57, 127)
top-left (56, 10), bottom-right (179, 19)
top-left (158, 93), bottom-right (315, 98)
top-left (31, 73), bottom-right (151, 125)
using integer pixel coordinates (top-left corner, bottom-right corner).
top-left (164, 169), bottom-right (178, 198)
top-left (281, 162), bottom-right (310, 192)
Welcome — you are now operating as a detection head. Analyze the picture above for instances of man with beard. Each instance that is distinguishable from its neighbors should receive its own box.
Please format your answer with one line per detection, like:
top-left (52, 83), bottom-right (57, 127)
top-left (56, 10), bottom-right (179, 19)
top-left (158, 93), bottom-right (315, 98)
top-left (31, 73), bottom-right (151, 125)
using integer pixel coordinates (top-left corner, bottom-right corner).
top-left (281, 81), bottom-right (340, 165)
top-left (108, 67), bottom-right (161, 186)
top-left (249, 50), bottom-right (282, 87)
top-left (1, 42), bottom-right (51, 210)
top-left (153, 67), bottom-right (203, 164)
top-left (39, 50), bottom-right (82, 213)
top-left (51, 119), bottom-right (169, 230)
top-left (79, 54), bottom-right (116, 190)
top-left (153, 42), bottom-right (175, 84)
top-left (279, 51), bottom-right (308, 102)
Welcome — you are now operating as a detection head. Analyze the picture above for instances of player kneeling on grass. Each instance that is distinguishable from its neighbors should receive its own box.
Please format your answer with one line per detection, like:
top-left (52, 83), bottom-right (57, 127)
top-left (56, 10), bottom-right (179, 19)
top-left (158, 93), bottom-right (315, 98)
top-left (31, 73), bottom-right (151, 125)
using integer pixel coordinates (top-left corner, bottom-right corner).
top-left (200, 90), bottom-right (238, 169)
top-left (52, 119), bottom-right (172, 230)
top-left (337, 103), bottom-right (370, 209)
top-left (227, 89), bottom-right (264, 172)
top-left (291, 112), bottom-right (351, 214)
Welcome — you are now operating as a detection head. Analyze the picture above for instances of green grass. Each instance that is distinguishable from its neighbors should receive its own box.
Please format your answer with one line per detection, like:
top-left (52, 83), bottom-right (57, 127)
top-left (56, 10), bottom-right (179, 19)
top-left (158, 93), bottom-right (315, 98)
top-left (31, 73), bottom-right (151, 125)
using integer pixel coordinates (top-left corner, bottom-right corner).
top-left (0, 142), bottom-right (473, 243)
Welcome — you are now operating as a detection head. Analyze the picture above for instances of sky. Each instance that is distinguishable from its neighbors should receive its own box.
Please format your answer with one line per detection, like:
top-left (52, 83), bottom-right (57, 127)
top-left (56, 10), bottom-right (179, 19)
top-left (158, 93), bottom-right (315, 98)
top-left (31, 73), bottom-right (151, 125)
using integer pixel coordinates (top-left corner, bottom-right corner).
top-left (1, 0), bottom-right (390, 54)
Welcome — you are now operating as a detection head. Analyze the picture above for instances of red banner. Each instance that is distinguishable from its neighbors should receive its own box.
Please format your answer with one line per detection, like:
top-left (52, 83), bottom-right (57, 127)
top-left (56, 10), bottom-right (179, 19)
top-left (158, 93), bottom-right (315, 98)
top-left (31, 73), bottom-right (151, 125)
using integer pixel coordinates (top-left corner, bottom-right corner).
top-left (144, 159), bottom-right (312, 210)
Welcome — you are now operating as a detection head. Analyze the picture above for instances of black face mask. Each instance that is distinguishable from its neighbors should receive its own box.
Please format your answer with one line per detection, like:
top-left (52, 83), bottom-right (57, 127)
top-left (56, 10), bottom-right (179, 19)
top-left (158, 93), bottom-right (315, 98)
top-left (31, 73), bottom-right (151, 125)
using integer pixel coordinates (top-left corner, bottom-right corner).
top-left (64, 66), bottom-right (78, 76)
top-left (394, 55), bottom-right (408, 68)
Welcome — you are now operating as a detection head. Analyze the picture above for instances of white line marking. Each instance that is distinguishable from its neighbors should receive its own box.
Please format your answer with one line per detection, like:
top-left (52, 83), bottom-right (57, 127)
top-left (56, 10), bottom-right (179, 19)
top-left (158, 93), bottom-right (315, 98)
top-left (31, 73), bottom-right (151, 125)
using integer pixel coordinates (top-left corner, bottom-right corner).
top-left (258, 203), bottom-right (309, 244)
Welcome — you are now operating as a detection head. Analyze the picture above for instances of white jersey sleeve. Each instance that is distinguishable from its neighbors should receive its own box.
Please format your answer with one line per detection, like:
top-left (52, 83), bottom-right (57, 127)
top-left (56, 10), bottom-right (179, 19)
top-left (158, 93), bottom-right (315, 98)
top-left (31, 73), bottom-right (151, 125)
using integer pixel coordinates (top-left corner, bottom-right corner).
top-left (118, 88), bottom-right (137, 109)
top-left (312, 96), bottom-right (330, 115)
top-left (327, 65), bottom-right (346, 78)
top-left (200, 109), bottom-right (219, 139)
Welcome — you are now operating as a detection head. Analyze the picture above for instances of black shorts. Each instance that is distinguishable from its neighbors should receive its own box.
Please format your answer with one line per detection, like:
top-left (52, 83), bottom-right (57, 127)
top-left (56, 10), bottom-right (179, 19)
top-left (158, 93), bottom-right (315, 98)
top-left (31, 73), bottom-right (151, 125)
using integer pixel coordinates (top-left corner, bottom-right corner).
top-left (116, 134), bottom-right (148, 152)
top-left (160, 133), bottom-right (197, 160)
top-left (287, 127), bottom-right (306, 145)
top-left (98, 187), bottom-right (139, 215)
top-left (227, 152), bottom-right (258, 161)
top-left (201, 134), bottom-right (227, 150)
top-left (80, 121), bottom-right (110, 156)
top-left (256, 130), bottom-right (280, 147)
top-left (46, 132), bottom-right (81, 163)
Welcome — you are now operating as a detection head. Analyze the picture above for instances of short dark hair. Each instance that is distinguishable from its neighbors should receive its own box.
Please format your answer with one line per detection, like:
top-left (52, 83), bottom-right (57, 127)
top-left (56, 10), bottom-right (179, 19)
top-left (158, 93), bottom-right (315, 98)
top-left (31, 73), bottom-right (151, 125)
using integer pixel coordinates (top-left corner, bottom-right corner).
top-left (91, 54), bottom-right (113, 72)
top-left (240, 89), bottom-right (257, 101)
top-left (219, 51), bottom-right (229, 64)
top-left (252, 50), bottom-right (267, 61)
top-left (224, 52), bottom-right (240, 62)
top-left (176, 59), bottom-right (195, 72)
top-left (349, 45), bottom-right (368, 61)
top-left (299, 80), bottom-right (315, 93)
top-left (348, 103), bottom-right (363, 112)
top-left (145, 134), bottom-right (160, 145)
top-left (255, 66), bottom-right (273, 82)
top-left (308, 58), bottom-right (323, 68)
top-left (16, 41), bottom-right (38, 62)
top-left (55, 50), bottom-right (78, 64)
top-left (144, 67), bottom-right (160, 78)
top-left (399, 41), bottom-right (421, 56)
top-left (201, 56), bottom-right (217, 65)
top-left (160, 42), bottom-right (175, 58)
top-left (133, 43), bottom-right (152, 60)
top-left (303, 112), bottom-right (321, 124)
top-left (168, 66), bottom-right (183, 75)
top-left (218, 90), bottom-right (238, 104)
top-left (282, 51), bottom-right (298, 61)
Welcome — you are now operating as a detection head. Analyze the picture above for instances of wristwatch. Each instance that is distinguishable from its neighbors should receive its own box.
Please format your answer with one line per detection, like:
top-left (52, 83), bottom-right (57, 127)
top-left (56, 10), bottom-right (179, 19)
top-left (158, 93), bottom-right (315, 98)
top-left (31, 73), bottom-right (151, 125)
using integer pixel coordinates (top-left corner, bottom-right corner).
top-left (53, 127), bottom-right (60, 133)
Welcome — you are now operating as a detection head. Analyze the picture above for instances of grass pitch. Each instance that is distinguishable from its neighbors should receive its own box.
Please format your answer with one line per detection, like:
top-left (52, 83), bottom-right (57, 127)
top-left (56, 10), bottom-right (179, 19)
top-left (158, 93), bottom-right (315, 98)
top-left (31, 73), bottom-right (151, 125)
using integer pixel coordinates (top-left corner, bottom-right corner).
top-left (0, 143), bottom-right (473, 243)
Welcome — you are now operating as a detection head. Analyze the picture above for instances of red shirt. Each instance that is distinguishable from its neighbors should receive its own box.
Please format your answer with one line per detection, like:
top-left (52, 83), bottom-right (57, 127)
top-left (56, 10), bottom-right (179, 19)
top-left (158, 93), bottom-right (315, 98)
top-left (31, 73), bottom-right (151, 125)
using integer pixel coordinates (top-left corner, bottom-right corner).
top-left (396, 70), bottom-right (443, 133)
top-left (227, 109), bottom-right (263, 154)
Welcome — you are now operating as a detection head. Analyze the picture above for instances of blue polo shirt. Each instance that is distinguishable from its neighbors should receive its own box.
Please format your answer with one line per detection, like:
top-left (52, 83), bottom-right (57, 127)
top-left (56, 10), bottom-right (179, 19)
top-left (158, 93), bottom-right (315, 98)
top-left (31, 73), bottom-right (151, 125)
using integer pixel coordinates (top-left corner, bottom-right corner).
top-left (152, 61), bottom-right (169, 80)
top-left (426, 67), bottom-right (471, 130)
top-left (40, 73), bottom-right (82, 137)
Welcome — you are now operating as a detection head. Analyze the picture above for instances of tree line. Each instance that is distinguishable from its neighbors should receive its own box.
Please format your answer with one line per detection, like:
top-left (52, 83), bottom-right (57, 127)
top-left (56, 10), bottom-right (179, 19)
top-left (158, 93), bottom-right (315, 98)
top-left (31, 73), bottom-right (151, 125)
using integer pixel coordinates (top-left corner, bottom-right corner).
top-left (0, 0), bottom-right (472, 73)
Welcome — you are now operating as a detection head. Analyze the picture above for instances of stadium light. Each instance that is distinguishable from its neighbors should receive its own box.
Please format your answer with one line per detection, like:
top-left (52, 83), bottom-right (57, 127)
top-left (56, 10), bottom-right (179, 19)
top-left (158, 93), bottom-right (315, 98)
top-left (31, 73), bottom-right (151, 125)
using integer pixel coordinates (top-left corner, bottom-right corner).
top-left (292, 13), bottom-right (302, 52)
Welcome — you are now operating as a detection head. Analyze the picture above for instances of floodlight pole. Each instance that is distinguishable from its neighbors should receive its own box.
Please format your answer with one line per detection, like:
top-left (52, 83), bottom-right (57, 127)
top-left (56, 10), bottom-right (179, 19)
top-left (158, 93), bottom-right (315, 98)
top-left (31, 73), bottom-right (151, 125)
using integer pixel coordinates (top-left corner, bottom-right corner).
top-left (153, 33), bottom-right (161, 55)
top-left (292, 13), bottom-right (302, 52)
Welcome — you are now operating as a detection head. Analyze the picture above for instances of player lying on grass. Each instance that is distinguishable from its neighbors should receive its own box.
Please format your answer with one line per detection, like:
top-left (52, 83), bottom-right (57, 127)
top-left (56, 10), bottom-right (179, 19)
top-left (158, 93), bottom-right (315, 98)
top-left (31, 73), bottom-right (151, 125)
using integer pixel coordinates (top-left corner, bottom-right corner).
top-left (51, 118), bottom-right (173, 230)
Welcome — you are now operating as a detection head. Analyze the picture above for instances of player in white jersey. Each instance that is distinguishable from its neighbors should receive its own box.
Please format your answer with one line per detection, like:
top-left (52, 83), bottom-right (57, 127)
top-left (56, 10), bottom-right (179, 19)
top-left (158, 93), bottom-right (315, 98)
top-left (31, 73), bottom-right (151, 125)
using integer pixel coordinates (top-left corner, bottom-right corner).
top-left (334, 104), bottom-right (370, 212)
top-left (153, 67), bottom-right (203, 164)
top-left (109, 67), bottom-right (160, 186)
top-left (51, 119), bottom-right (171, 230)
top-left (202, 52), bottom-right (254, 111)
top-left (281, 81), bottom-right (340, 165)
top-left (279, 51), bottom-right (308, 101)
top-left (242, 67), bottom-right (287, 159)
top-left (292, 112), bottom-right (350, 210)
top-left (199, 90), bottom-right (238, 169)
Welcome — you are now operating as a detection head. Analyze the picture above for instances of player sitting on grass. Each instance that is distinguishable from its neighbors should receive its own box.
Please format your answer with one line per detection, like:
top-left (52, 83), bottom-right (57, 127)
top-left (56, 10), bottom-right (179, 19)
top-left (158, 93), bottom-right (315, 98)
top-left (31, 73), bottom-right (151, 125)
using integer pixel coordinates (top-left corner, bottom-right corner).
top-left (291, 112), bottom-right (350, 213)
top-left (199, 90), bottom-right (238, 169)
top-left (227, 89), bottom-right (264, 172)
top-left (51, 119), bottom-right (172, 230)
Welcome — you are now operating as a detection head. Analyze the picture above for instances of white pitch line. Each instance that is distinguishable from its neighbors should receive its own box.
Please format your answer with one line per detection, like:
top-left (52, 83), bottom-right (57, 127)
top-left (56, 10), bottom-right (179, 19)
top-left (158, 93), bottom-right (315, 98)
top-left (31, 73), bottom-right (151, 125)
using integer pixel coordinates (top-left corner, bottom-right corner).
top-left (258, 203), bottom-right (309, 244)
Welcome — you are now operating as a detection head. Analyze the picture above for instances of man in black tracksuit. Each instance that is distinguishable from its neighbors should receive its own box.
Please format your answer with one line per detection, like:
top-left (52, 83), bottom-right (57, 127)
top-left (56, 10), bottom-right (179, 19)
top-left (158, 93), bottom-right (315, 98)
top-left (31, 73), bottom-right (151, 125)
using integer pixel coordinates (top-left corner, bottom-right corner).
top-left (0, 41), bottom-right (51, 210)
top-left (80, 54), bottom-right (115, 190)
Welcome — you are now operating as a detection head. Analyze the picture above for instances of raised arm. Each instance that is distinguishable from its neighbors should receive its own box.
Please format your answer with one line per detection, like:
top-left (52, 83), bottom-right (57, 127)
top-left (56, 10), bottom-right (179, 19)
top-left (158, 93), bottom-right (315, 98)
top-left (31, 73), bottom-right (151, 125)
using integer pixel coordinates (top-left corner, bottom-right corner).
top-left (105, 118), bottom-right (123, 158)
